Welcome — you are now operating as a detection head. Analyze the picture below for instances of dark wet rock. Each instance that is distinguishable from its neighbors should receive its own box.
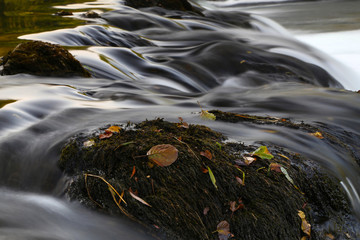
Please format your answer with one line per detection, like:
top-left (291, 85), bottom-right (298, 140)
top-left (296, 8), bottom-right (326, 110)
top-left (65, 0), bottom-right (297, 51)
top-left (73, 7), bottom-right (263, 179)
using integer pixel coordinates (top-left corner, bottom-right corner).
top-left (0, 41), bottom-right (90, 77)
top-left (55, 10), bottom-right (73, 16)
top-left (125, 0), bottom-right (194, 12)
top-left (60, 117), bottom-right (358, 240)
top-left (82, 10), bottom-right (100, 18)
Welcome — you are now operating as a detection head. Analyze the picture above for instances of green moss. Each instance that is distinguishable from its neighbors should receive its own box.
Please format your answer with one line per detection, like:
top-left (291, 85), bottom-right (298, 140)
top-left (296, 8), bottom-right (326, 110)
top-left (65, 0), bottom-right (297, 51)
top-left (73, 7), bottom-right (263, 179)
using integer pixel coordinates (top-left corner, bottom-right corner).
top-left (0, 99), bottom-right (16, 109)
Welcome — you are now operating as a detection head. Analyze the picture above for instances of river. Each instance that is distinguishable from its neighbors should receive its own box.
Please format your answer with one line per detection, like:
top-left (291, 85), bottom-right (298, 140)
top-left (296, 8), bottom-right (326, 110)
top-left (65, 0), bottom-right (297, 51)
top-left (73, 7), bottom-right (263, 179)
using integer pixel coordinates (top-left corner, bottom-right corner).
top-left (0, 0), bottom-right (359, 239)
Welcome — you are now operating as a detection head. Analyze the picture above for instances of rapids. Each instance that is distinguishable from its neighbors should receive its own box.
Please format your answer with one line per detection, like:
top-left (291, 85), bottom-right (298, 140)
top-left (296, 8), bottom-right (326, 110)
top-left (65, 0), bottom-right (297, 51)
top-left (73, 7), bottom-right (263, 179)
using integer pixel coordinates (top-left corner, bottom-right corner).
top-left (0, 0), bottom-right (359, 239)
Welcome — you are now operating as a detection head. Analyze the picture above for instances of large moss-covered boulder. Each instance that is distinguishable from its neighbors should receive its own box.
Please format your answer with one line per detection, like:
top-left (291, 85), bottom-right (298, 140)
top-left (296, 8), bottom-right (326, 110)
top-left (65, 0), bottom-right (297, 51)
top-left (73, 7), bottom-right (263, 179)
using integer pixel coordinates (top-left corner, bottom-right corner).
top-left (0, 41), bottom-right (90, 77)
top-left (59, 115), bottom-right (357, 239)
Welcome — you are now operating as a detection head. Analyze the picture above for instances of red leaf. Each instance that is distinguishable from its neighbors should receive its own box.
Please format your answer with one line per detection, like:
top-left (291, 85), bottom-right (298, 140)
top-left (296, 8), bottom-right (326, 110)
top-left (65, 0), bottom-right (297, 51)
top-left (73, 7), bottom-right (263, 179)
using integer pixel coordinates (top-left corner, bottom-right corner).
top-left (99, 131), bottom-right (113, 139)
top-left (201, 167), bottom-right (209, 173)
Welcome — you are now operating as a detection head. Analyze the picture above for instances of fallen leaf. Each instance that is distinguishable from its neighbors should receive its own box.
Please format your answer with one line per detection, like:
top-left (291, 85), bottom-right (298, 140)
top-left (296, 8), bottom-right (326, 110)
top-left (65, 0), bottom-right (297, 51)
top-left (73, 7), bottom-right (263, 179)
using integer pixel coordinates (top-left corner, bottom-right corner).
top-left (309, 131), bottom-right (324, 139)
top-left (99, 131), bottom-right (113, 139)
top-left (217, 220), bottom-right (233, 240)
top-left (251, 146), bottom-right (274, 160)
top-left (207, 166), bottom-right (218, 189)
top-left (147, 144), bottom-right (179, 167)
top-left (106, 125), bottom-right (121, 133)
top-left (203, 207), bottom-right (210, 215)
top-left (201, 110), bottom-right (216, 120)
top-left (243, 155), bottom-right (256, 165)
top-left (235, 167), bottom-right (245, 186)
top-left (298, 210), bottom-right (311, 236)
top-left (230, 200), bottom-right (243, 214)
top-left (240, 60), bottom-right (246, 64)
top-left (280, 166), bottom-right (294, 185)
top-left (235, 176), bottom-right (245, 186)
top-left (129, 188), bottom-right (152, 207)
top-left (130, 166), bottom-right (136, 179)
top-left (200, 150), bottom-right (212, 160)
top-left (269, 163), bottom-right (282, 173)
top-left (201, 167), bottom-right (209, 173)
top-left (345, 233), bottom-right (351, 239)
top-left (83, 139), bottom-right (95, 147)
top-left (325, 233), bottom-right (334, 239)
top-left (238, 198), bottom-right (245, 209)
top-left (198, 101), bottom-right (216, 120)
top-left (178, 117), bottom-right (189, 128)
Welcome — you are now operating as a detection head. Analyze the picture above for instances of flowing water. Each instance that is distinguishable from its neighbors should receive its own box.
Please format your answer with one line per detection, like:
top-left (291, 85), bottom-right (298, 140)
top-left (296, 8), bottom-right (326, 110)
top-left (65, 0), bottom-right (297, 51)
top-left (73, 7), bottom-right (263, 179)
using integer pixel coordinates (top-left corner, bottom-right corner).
top-left (1, 0), bottom-right (360, 239)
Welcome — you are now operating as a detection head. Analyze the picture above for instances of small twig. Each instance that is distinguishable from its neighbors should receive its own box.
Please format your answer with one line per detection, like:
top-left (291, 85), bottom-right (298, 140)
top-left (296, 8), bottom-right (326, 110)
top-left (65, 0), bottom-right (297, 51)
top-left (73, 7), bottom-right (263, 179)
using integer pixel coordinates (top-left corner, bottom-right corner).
top-left (84, 173), bottom-right (103, 208)
top-left (173, 137), bottom-right (200, 161)
top-left (84, 173), bottom-right (127, 205)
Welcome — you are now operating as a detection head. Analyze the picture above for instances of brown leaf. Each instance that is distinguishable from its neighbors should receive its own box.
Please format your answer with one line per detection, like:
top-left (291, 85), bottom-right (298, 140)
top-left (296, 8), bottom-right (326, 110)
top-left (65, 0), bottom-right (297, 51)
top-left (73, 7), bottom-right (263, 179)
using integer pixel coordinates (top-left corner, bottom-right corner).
top-left (217, 220), bottom-right (230, 235)
top-left (147, 144), bottom-right (179, 167)
top-left (203, 207), bottom-right (210, 215)
top-left (178, 117), bottom-right (189, 128)
top-left (269, 163), bottom-right (282, 173)
top-left (129, 188), bottom-right (152, 207)
top-left (217, 220), bottom-right (233, 240)
top-left (325, 233), bottom-right (334, 240)
top-left (200, 150), bottom-right (212, 160)
top-left (201, 167), bottom-right (209, 173)
top-left (230, 201), bottom-right (239, 213)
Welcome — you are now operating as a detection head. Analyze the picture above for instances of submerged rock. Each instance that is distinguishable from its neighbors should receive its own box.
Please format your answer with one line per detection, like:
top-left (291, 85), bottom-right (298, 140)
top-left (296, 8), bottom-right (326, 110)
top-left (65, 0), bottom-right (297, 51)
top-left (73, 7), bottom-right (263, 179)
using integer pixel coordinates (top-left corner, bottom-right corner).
top-left (55, 10), bottom-right (73, 16)
top-left (0, 41), bottom-right (90, 77)
top-left (82, 10), bottom-right (101, 18)
top-left (60, 116), bottom-right (358, 240)
top-left (124, 0), bottom-right (194, 12)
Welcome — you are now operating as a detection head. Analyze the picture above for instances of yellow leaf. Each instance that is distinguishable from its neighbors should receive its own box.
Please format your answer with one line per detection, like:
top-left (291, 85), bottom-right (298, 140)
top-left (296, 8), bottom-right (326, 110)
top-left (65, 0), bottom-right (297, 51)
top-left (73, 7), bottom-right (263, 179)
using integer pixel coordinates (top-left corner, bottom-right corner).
top-left (251, 146), bottom-right (274, 160)
top-left (207, 166), bottom-right (218, 189)
top-left (298, 210), bottom-right (311, 236)
top-left (147, 144), bottom-right (179, 167)
top-left (201, 110), bottom-right (216, 120)
top-left (106, 125), bottom-right (121, 133)
top-left (309, 131), bottom-right (324, 139)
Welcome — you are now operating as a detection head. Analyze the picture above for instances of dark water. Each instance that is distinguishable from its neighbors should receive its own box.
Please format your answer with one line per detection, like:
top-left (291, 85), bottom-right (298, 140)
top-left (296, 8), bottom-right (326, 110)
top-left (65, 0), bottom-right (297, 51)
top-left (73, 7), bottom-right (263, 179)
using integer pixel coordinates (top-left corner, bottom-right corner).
top-left (1, 0), bottom-right (360, 239)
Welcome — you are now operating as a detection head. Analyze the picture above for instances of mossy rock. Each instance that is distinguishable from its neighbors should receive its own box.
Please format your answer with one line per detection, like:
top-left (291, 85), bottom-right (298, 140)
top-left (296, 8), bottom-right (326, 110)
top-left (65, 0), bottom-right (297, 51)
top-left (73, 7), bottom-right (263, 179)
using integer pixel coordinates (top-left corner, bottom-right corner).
top-left (60, 117), bottom-right (354, 240)
top-left (0, 41), bottom-right (90, 77)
